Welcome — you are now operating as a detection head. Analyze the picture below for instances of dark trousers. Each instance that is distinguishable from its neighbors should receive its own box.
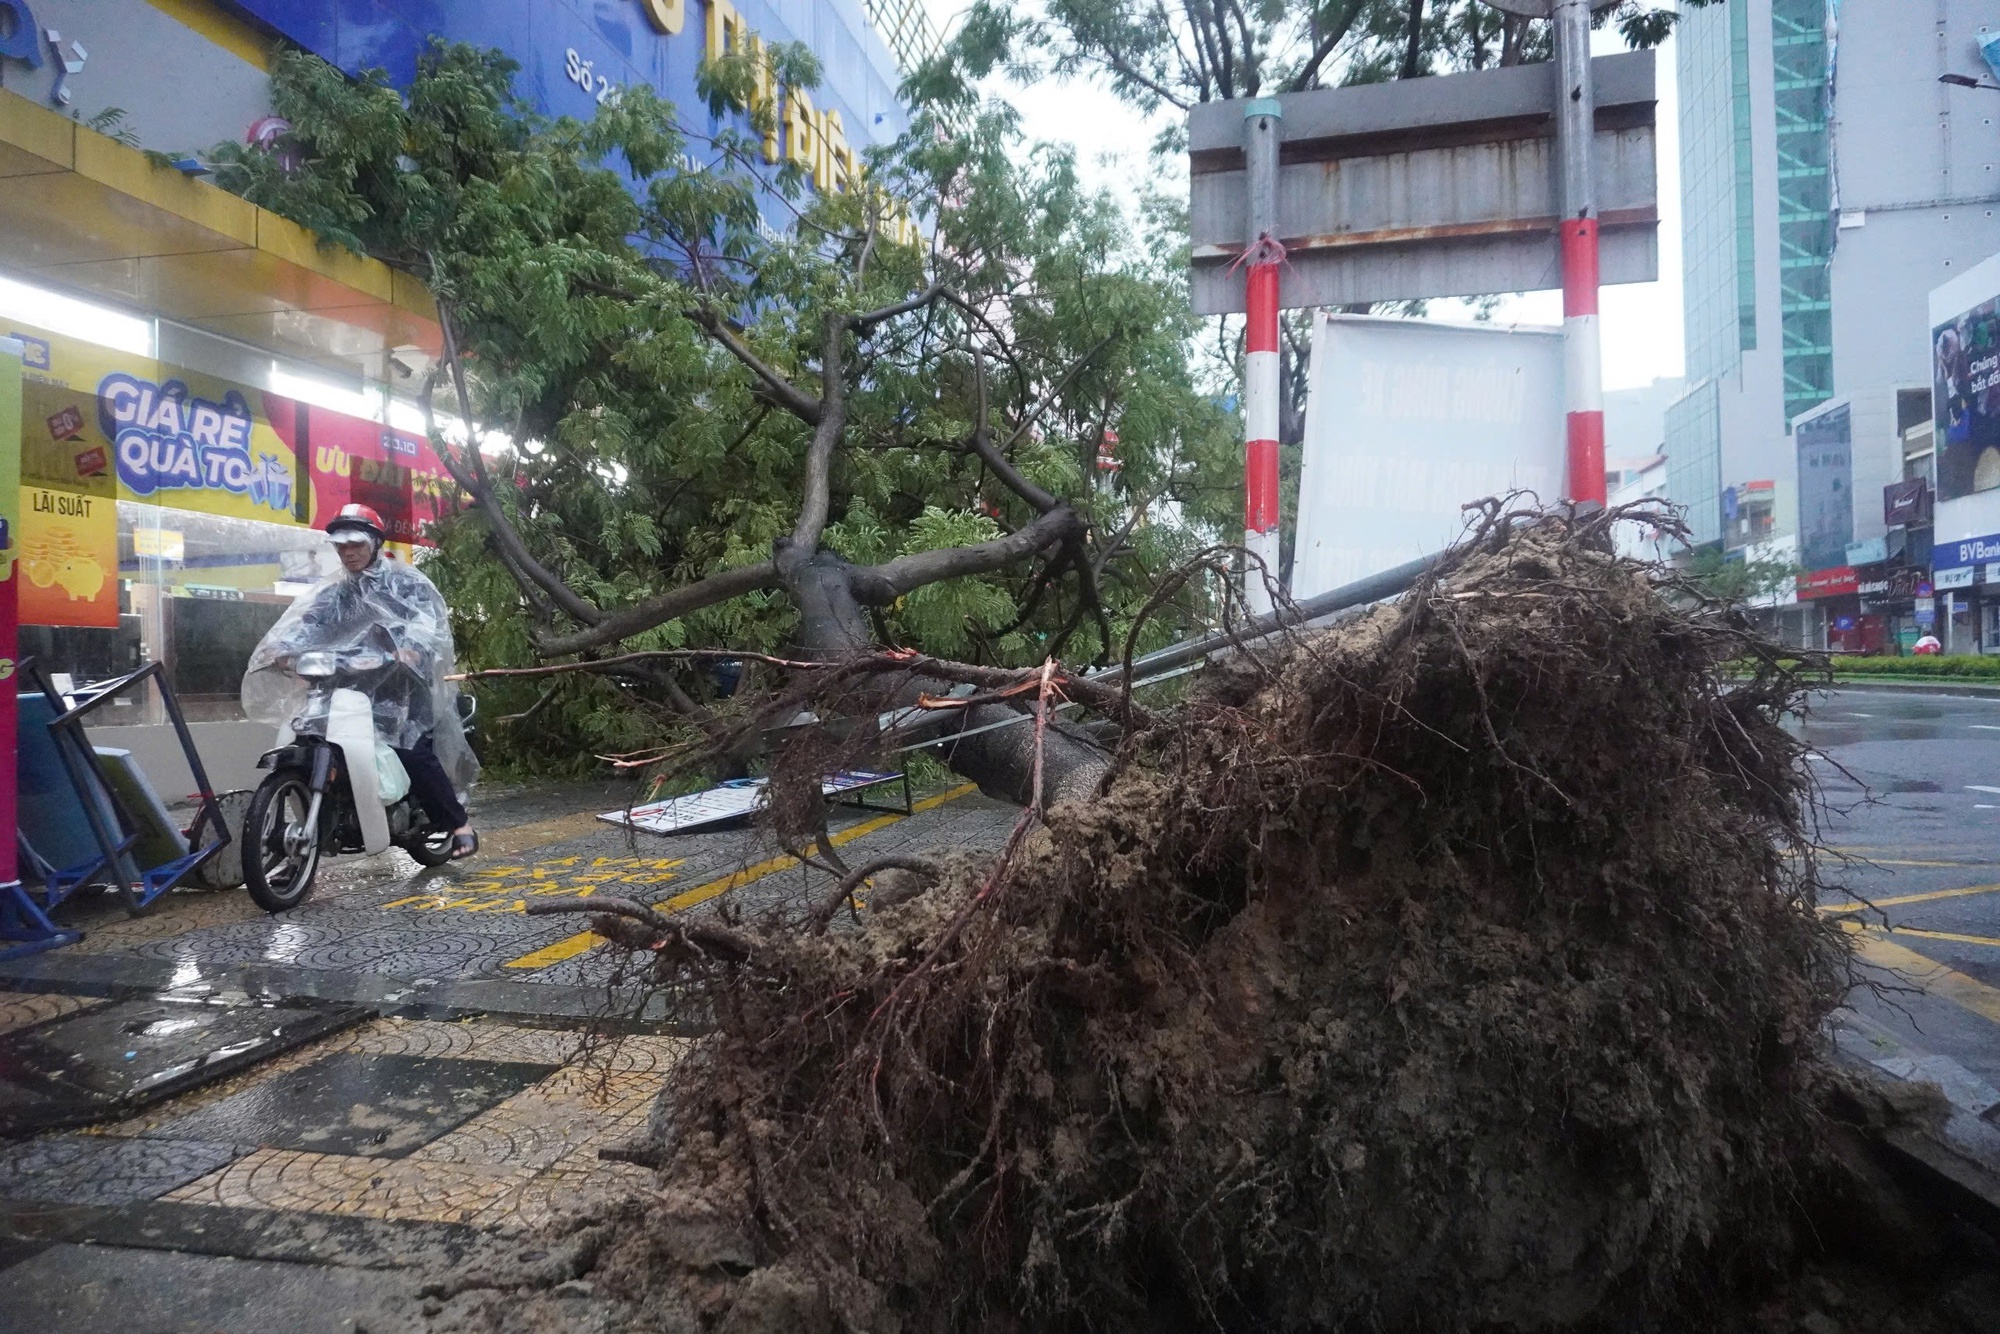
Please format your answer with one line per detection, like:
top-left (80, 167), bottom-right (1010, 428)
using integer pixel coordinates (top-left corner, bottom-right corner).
top-left (395, 735), bottom-right (467, 831)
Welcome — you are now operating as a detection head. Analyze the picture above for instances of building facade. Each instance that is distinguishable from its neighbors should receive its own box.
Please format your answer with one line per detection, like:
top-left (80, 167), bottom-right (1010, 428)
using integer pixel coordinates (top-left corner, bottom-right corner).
top-left (0, 0), bottom-right (923, 789)
top-left (1665, 0), bottom-right (2000, 650)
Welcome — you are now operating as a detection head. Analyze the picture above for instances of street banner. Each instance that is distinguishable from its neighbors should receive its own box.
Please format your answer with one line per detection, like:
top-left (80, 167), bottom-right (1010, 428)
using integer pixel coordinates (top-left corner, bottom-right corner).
top-left (0, 341), bottom-right (22, 888)
top-left (17, 486), bottom-right (117, 629)
top-left (277, 398), bottom-right (454, 547)
top-left (1291, 313), bottom-right (1565, 599)
top-left (4, 320), bottom-right (303, 529)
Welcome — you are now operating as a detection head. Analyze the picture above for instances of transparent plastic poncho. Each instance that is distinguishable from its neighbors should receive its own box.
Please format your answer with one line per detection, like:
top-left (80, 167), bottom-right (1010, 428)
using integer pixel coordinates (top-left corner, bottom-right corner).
top-left (241, 555), bottom-right (479, 791)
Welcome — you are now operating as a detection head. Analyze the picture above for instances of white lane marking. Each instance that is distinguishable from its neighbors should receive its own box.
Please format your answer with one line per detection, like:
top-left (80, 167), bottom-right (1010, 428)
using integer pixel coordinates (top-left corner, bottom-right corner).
top-left (1968, 786), bottom-right (2000, 795)
top-left (1842, 712), bottom-right (1875, 717)
top-left (1979, 805), bottom-right (1998, 809)
top-left (1974, 725), bottom-right (2000, 731)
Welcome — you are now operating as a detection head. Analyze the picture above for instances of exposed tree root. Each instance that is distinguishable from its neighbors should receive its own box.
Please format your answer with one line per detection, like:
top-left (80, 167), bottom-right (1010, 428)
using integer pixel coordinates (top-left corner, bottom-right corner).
top-left (406, 508), bottom-right (1998, 1333)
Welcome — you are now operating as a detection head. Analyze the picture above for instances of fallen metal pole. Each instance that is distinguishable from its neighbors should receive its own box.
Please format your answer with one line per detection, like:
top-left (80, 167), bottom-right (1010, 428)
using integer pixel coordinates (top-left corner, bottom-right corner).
top-left (1097, 551), bottom-right (1442, 684)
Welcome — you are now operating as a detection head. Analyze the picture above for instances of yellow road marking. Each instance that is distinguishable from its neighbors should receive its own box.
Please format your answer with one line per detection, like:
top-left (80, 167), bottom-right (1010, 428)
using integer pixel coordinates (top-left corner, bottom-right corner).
top-left (1861, 858), bottom-right (1999, 868)
top-left (504, 783), bottom-right (980, 971)
top-left (1844, 922), bottom-right (2000, 1026)
top-left (1818, 882), bottom-right (2000, 914)
top-left (1883, 925), bottom-right (2000, 950)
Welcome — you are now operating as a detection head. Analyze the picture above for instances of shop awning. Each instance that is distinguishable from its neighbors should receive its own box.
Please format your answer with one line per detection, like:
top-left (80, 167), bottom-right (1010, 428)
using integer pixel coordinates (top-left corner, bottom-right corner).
top-left (0, 90), bottom-right (439, 384)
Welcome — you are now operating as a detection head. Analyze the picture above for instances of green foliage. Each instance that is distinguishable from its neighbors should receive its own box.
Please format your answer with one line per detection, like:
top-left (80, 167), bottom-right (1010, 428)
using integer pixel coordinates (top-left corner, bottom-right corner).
top-left (915, 0), bottom-right (1685, 115)
top-left (1681, 547), bottom-right (1799, 604)
top-left (218, 42), bottom-right (1241, 770)
top-left (1832, 654), bottom-right (2000, 680)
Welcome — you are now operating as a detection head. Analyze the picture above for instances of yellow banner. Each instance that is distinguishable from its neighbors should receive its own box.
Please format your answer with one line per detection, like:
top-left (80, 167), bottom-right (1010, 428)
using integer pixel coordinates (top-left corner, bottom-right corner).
top-left (19, 485), bottom-right (117, 629)
top-left (3, 320), bottom-right (303, 527)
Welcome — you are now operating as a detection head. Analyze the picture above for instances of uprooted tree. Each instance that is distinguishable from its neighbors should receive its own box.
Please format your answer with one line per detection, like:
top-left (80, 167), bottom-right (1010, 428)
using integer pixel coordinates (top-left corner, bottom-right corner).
top-left (394, 508), bottom-right (1957, 1334)
top-left (211, 43), bottom-right (1243, 804)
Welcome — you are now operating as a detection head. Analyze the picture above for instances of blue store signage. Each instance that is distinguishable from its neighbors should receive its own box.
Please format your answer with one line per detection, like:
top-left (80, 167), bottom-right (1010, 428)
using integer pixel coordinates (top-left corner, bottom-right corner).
top-left (1935, 531), bottom-right (2000, 570)
top-left (230, 0), bottom-right (912, 235)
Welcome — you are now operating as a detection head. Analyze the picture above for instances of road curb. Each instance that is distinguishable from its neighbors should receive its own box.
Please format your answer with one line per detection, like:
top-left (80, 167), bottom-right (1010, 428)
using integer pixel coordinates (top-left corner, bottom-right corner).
top-left (1822, 678), bottom-right (2000, 699)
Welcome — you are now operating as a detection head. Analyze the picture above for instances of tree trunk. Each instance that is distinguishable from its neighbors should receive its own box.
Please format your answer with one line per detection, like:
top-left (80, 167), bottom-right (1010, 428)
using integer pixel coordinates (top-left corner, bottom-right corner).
top-left (787, 554), bottom-right (1112, 807)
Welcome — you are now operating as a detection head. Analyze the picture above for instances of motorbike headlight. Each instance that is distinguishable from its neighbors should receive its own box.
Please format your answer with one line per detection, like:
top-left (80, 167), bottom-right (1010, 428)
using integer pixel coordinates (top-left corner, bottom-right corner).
top-left (296, 651), bottom-right (336, 678)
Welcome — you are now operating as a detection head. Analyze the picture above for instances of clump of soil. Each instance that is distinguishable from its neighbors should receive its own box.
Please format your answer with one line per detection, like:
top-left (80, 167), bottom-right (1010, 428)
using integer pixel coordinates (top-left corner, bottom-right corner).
top-left (430, 511), bottom-right (1891, 1331)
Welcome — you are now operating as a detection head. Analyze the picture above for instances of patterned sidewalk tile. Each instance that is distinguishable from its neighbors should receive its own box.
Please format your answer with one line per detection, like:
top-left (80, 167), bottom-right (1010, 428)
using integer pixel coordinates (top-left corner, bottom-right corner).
top-left (0, 990), bottom-right (106, 1036)
top-left (162, 1146), bottom-right (524, 1225)
top-left (474, 1158), bottom-right (657, 1231)
top-left (0, 1133), bottom-right (242, 1205)
top-left (141, 1019), bottom-right (674, 1228)
top-left (67, 892), bottom-right (267, 955)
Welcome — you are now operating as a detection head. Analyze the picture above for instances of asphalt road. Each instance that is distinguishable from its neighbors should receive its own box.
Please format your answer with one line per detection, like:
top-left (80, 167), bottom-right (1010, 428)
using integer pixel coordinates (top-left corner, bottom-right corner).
top-left (1804, 687), bottom-right (2000, 1097)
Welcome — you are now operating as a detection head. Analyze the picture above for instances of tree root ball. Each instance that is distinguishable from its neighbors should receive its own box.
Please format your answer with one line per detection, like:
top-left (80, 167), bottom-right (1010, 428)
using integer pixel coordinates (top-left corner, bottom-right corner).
top-left (460, 514), bottom-right (1858, 1331)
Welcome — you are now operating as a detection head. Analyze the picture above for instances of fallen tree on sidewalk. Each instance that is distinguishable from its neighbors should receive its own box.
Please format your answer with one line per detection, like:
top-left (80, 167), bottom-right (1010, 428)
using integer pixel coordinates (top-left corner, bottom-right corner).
top-left (403, 508), bottom-right (2000, 1334)
top-left (214, 44), bottom-right (1241, 805)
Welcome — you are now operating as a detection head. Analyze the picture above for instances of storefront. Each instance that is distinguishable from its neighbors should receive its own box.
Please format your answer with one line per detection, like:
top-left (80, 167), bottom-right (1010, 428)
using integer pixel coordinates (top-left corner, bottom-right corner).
top-left (4, 313), bottom-right (454, 791)
top-left (1796, 566), bottom-right (1884, 654)
top-left (1929, 533), bottom-right (2000, 653)
top-left (0, 87), bottom-right (449, 792)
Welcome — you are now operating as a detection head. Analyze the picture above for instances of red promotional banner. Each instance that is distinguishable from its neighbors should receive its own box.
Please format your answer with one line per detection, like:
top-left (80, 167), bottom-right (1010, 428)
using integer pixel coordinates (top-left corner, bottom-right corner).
top-left (1795, 566), bottom-right (1859, 600)
top-left (269, 397), bottom-right (456, 546)
top-left (0, 343), bottom-right (22, 888)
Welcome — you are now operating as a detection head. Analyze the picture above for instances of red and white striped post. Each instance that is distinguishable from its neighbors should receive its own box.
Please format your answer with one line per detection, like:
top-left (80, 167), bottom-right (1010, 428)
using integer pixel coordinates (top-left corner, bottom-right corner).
top-left (1554, 0), bottom-right (1605, 507)
top-left (1242, 97), bottom-right (1284, 613)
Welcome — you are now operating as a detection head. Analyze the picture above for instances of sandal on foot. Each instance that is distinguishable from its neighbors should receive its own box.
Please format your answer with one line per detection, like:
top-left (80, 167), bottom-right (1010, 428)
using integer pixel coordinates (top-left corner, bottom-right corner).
top-left (451, 830), bottom-right (479, 859)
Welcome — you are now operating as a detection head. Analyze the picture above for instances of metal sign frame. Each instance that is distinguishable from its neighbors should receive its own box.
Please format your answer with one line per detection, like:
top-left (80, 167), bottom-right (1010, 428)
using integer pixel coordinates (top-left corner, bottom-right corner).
top-left (1186, 49), bottom-right (1657, 315)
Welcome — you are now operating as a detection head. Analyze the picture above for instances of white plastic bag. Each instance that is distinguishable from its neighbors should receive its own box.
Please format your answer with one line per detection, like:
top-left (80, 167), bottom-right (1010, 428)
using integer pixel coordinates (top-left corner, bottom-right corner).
top-left (376, 741), bottom-right (410, 805)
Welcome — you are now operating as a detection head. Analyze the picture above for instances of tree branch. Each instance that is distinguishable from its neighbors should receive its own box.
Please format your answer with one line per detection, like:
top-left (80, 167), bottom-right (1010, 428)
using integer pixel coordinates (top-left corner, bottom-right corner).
top-left (997, 335), bottom-right (1116, 458)
top-left (688, 306), bottom-right (823, 425)
top-left (532, 560), bottom-right (783, 656)
top-left (425, 311), bottom-right (606, 628)
top-left (967, 350), bottom-right (1061, 515)
top-left (790, 311), bottom-right (850, 554)
top-left (853, 504), bottom-right (1084, 601)
top-left (849, 282), bottom-right (945, 334)
top-left (1400, 0), bottom-right (1427, 80)
top-left (1288, 0), bottom-right (1366, 91)
top-left (807, 855), bottom-right (940, 934)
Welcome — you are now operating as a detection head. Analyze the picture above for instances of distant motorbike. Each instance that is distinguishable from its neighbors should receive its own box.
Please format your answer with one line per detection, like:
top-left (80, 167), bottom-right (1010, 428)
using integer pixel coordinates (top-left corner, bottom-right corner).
top-left (241, 646), bottom-right (476, 912)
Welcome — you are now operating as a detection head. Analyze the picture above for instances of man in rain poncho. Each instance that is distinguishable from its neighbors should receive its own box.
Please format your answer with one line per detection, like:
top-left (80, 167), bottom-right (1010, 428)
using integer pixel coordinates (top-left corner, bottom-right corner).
top-left (242, 503), bottom-right (481, 857)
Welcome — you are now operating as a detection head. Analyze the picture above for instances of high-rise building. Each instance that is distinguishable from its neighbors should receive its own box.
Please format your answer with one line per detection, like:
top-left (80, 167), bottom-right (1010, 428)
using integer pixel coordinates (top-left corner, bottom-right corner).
top-left (1665, 0), bottom-right (2000, 647)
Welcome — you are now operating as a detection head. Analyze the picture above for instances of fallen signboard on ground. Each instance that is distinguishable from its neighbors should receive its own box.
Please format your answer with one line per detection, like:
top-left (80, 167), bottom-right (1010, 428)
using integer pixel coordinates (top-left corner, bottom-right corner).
top-left (599, 770), bottom-right (903, 836)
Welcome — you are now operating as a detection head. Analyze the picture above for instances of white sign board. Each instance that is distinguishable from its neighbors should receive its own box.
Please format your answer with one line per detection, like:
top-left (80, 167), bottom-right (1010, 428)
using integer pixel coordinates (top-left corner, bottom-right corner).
top-left (601, 770), bottom-right (900, 836)
top-left (1290, 313), bottom-right (1566, 599)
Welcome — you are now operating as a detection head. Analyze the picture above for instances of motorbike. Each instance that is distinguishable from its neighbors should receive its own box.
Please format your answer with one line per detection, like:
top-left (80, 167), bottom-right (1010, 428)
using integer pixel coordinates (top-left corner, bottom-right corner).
top-left (241, 646), bottom-right (477, 912)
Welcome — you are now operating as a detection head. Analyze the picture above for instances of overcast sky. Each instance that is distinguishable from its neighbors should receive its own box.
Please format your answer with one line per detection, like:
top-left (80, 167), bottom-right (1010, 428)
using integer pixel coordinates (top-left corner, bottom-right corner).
top-left (917, 3), bottom-right (1687, 393)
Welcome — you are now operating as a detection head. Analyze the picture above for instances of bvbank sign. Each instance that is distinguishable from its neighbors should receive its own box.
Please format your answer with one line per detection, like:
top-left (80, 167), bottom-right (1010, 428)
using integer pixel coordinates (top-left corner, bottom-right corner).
top-left (1935, 531), bottom-right (2000, 571)
top-left (232, 0), bottom-right (912, 231)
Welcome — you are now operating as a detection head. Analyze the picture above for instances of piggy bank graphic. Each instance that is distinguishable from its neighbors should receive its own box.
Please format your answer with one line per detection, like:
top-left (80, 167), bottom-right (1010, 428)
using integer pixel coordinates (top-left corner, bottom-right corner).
top-left (54, 556), bottom-right (106, 602)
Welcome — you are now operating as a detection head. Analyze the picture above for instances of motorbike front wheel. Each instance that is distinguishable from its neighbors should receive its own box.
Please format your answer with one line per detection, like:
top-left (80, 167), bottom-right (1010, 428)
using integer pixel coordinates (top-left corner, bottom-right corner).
top-left (243, 769), bottom-right (322, 912)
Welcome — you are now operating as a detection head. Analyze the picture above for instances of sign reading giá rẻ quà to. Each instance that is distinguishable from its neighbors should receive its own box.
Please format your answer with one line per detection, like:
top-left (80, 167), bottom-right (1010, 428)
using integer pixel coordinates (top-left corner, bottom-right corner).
top-left (5, 320), bottom-right (459, 629)
top-left (7, 319), bottom-right (302, 631)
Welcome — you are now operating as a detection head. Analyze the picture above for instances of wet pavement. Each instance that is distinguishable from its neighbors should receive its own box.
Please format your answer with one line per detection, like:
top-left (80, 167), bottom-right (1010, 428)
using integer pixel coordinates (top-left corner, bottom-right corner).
top-left (0, 776), bottom-right (1008, 1017)
top-left (1797, 688), bottom-right (2000, 1184)
top-left (0, 772), bottom-right (1018, 1331)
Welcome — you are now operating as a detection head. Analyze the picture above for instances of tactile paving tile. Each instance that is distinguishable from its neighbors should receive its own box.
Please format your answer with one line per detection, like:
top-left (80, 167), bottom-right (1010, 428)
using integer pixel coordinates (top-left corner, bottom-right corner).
top-left (0, 1133), bottom-right (242, 1205)
top-left (0, 992), bottom-right (106, 1037)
